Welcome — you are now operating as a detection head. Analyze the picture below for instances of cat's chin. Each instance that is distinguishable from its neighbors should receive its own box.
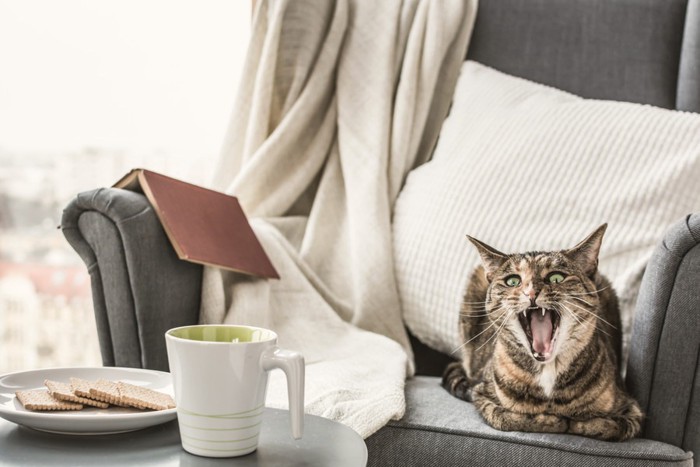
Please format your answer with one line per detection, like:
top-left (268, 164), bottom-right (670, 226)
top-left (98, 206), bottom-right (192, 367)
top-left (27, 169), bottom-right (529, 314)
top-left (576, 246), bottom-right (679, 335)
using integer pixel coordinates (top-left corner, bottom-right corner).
top-left (517, 307), bottom-right (561, 363)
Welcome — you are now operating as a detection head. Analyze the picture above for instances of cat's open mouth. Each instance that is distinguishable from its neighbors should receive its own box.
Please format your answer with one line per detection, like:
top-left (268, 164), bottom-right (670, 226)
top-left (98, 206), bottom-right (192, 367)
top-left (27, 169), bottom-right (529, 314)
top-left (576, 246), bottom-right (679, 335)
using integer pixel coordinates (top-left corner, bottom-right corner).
top-left (518, 307), bottom-right (561, 362)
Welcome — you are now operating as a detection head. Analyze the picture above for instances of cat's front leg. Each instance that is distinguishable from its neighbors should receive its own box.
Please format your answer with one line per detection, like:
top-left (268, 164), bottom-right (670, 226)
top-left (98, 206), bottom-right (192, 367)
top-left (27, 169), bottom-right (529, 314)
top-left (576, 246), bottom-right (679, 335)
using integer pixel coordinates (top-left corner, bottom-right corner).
top-left (442, 361), bottom-right (476, 401)
top-left (568, 398), bottom-right (643, 441)
top-left (472, 383), bottom-right (568, 434)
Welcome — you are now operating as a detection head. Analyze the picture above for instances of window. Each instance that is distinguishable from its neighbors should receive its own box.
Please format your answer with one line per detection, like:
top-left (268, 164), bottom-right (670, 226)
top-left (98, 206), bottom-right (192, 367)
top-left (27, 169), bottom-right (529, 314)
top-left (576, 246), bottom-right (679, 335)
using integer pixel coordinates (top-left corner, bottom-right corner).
top-left (0, 0), bottom-right (251, 374)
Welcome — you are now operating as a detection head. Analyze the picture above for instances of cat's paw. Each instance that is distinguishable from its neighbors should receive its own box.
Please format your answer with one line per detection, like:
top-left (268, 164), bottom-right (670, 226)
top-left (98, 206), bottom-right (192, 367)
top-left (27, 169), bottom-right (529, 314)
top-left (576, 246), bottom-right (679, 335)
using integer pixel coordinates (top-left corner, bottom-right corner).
top-left (442, 361), bottom-right (473, 401)
top-left (490, 411), bottom-right (568, 433)
top-left (568, 399), bottom-right (643, 441)
top-left (475, 400), bottom-right (568, 433)
top-left (568, 417), bottom-right (622, 440)
top-left (531, 413), bottom-right (569, 433)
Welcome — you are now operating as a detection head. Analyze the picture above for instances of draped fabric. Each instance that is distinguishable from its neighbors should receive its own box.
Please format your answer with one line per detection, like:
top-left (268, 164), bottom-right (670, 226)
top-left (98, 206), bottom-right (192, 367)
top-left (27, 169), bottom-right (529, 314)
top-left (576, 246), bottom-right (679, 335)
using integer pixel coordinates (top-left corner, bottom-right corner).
top-left (200, 0), bottom-right (477, 437)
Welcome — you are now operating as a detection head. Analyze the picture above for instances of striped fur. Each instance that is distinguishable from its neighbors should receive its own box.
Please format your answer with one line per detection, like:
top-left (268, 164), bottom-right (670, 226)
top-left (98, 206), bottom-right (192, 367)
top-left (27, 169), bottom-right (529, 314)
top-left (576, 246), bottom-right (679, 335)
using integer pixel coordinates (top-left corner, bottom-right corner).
top-left (441, 225), bottom-right (643, 441)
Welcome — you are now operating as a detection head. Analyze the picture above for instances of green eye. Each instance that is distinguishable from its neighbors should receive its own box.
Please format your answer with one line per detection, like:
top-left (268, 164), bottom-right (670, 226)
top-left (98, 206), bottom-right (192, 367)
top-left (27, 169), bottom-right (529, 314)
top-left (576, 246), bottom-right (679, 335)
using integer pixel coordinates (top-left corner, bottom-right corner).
top-left (547, 272), bottom-right (566, 284)
top-left (505, 275), bottom-right (521, 287)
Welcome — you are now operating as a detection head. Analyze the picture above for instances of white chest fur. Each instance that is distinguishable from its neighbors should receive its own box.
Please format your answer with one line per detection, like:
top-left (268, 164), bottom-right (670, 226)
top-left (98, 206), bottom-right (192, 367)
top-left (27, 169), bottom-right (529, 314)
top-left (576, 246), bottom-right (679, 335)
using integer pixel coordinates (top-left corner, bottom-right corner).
top-left (538, 362), bottom-right (557, 397)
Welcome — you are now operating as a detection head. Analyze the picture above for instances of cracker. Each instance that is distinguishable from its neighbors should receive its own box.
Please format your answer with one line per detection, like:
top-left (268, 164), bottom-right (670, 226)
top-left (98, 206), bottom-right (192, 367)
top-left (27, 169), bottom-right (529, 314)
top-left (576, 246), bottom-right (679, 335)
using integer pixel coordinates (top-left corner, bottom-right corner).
top-left (16, 389), bottom-right (83, 411)
top-left (69, 377), bottom-right (95, 399)
top-left (88, 379), bottom-right (130, 407)
top-left (117, 382), bottom-right (175, 411)
top-left (44, 380), bottom-right (109, 409)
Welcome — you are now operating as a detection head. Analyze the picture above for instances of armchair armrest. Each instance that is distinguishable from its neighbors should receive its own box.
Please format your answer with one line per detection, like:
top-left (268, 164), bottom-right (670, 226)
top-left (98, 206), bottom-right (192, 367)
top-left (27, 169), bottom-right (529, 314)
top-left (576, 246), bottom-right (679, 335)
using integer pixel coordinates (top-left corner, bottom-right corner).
top-left (626, 213), bottom-right (700, 455)
top-left (61, 188), bottom-right (202, 371)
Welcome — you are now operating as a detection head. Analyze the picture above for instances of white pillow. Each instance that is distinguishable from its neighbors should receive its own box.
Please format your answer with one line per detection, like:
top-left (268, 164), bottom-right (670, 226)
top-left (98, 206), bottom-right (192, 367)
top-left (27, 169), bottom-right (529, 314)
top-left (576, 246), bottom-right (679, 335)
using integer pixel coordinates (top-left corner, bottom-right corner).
top-left (394, 61), bottom-right (700, 357)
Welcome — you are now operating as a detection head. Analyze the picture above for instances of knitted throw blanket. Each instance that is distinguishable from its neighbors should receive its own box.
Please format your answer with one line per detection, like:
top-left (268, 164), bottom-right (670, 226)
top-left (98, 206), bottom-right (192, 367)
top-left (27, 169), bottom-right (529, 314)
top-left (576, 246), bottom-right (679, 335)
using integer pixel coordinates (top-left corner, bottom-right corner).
top-left (199, 0), bottom-right (477, 438)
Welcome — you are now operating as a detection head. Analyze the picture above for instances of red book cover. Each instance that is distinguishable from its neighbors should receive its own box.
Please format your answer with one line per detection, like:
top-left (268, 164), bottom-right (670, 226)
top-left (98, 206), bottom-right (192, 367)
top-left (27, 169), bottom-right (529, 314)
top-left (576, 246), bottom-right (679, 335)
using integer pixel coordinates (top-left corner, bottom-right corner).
top-left (114, 169), bottom-right (279, 279)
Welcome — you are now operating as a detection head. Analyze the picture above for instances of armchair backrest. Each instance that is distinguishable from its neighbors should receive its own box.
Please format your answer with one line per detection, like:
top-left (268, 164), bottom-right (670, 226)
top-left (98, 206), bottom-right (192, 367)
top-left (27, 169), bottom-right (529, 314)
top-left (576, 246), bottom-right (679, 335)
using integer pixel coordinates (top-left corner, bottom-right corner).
top-left (467, 0), bottom-right (700, 112)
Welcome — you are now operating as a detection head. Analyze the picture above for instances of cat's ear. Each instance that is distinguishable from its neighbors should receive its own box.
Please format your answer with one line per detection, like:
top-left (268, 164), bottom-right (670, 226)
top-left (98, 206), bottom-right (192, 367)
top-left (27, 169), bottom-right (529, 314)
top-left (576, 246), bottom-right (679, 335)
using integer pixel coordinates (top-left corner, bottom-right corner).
top-left (564, 224), bottom-right (607, 277)
top-left (467, 236), bottom-right (508, 281)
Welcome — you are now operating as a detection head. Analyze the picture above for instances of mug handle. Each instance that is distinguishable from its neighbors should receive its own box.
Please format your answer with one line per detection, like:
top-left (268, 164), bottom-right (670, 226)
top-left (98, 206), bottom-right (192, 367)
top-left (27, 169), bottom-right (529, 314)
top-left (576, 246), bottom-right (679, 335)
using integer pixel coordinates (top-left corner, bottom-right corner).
top-left (261, 347), bottom-right (305, 439)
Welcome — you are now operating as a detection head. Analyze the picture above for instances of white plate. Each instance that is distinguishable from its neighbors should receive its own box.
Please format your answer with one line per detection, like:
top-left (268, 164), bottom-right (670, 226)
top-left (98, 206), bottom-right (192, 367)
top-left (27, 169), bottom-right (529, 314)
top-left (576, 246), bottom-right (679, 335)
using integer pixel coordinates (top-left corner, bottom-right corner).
top-left (0, 367), bottom-right (177, 435)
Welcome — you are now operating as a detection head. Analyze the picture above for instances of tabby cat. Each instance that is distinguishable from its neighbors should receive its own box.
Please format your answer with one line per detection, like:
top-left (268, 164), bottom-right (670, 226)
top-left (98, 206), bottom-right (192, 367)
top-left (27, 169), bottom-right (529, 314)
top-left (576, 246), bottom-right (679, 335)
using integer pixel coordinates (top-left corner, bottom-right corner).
top-left (442, 224), bottom-right (642, 441)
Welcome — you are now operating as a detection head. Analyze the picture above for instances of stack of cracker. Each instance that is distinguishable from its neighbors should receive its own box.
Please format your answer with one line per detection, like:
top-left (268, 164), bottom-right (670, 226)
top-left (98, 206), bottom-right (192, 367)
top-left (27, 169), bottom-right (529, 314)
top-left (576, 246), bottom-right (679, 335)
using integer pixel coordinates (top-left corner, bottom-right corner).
top-left (14, 378), bottom-right (175, 412)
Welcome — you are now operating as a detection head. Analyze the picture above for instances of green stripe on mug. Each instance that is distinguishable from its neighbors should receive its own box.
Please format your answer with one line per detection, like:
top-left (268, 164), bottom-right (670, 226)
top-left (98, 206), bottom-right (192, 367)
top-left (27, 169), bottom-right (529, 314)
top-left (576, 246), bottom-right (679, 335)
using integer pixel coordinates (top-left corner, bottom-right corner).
top-left (178, 404), bottom-right (265, 419)
top-left (168, 325), bottom-right (276, 343)
top-left (178, 421), bottom-right (262, 431)
top-left (181, 433), bottom-right (259, 443)
top-left (181, 442), bottom-right (258, 454)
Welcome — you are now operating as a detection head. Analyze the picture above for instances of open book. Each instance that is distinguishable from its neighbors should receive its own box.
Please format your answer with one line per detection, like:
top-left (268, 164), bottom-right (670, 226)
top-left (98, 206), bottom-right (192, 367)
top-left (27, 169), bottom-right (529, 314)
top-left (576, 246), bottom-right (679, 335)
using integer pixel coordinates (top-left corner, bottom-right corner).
top-left (114, 169), bottom-right (279, 279)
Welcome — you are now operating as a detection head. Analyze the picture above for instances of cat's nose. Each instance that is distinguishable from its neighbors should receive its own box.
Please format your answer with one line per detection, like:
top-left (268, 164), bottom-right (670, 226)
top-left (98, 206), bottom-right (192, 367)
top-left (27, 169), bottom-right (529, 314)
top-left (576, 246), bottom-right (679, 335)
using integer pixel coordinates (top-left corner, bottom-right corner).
top-left (524, 287), bottom-right (539, 304)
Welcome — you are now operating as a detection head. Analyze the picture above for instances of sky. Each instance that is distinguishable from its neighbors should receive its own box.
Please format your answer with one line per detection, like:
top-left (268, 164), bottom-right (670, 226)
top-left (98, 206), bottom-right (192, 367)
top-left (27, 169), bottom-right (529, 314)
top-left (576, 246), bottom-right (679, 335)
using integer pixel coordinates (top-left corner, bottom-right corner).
top-left (0, 0), bottom-right (251, 159)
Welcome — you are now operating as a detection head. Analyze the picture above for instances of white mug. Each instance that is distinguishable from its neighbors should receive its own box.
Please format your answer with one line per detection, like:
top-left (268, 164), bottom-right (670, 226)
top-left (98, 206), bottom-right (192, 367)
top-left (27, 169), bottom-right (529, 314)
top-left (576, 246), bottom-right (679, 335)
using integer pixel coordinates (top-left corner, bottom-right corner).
top-left (165, 324), bottom-right (304, 458)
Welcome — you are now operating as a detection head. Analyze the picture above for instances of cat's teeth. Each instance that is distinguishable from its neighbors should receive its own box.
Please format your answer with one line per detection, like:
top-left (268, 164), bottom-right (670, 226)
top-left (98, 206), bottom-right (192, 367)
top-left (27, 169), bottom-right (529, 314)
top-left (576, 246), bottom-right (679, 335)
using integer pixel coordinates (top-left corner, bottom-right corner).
top-left (542, 309), bottom-right (545, 317)
top-left (523, 310), bottom-right (527, 317)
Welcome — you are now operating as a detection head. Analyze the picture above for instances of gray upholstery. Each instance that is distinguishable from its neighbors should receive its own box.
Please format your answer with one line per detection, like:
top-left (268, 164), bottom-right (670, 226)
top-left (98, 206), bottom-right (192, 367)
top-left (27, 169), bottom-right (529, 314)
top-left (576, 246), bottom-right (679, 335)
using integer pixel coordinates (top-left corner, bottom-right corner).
top-left (60, 0), bottom-right (700, 464)
top-left (467, 0), bottom-right (689, 110)
top-left (627, 214), bottom-right (700, 457)
top-left (678, 0), bottom-right (700, 111)
top-left (61, 188), bottom-right (202, 371)
top-left (366, 377), bottom-right (693, 467)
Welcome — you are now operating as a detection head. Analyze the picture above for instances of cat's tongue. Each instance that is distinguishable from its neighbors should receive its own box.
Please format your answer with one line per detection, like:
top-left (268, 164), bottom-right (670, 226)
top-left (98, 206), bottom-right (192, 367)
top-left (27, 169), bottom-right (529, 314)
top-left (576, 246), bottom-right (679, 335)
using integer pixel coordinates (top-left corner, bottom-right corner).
top-left (530, 309), bottom-right (554, 355)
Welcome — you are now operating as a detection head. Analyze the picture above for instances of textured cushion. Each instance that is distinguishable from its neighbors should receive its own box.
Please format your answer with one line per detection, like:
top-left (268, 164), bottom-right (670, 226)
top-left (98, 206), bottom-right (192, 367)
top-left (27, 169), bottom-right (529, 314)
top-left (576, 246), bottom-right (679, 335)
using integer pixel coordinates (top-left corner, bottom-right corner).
top-left (366, 377), bottom-right (693, 466)
top-left (394, 61), bottom-right (700, 356)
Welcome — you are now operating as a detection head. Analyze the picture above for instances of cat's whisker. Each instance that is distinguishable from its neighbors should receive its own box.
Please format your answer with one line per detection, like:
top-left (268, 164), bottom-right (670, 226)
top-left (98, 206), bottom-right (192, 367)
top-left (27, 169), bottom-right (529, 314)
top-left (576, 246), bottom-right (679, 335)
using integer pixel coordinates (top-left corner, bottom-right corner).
top-left (450, 309), bottom-right (510, 355)
top-left (562, 297), bottom-right (595, 312)
top-left (560, 302), bottom-right (615, 338)
top-left (557, 303), bottom-right (596, 332)
top-left (459, 312), bottom-right (501, 317)
top-left (563, 286), bottom-right (611, 297)
top-left (556, 303), bottom-right (585, 326)
top-left (459, 311), bottom-right (498, 317)
top-left (563, 299), bottom-right (618, 330)
top-left (461, 301), bottom-right (495, 307)
top-left (450, 323), bottom-right (500, 354)
top-left (474, 309), bottom-right (512, 352)
top-left (460, 303), bottom-right (507, 315)
top-left (461, 299), bottom-right (507, 306)
top-left (568, 296), bottom-right (594, 307)
top-left (461, 306), bottom-right (496, 312)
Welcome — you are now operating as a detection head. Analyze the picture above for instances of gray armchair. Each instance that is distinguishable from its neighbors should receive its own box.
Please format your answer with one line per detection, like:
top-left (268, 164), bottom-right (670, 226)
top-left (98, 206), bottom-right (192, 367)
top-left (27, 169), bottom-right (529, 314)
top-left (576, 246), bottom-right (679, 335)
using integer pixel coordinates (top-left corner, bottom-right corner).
top-left (62, 0), bottom-right (699, 464)
top-left (61, 188), bottom-right (201, 371)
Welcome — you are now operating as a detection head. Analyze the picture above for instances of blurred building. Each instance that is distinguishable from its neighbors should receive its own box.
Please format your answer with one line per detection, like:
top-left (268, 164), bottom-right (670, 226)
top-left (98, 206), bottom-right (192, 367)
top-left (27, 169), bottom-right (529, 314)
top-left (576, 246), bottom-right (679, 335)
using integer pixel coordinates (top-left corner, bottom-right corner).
top-left (0, 146), bottom-right (207, 375)
top-left (0, 262), bottom-right (100, 373)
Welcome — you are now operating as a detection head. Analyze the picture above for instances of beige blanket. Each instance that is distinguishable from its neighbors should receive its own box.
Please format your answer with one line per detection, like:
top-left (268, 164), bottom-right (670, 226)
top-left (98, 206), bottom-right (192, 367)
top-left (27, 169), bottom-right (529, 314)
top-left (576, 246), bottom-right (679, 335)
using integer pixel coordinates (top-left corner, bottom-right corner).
top-left (200, 0), bottom-right (477, 438)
